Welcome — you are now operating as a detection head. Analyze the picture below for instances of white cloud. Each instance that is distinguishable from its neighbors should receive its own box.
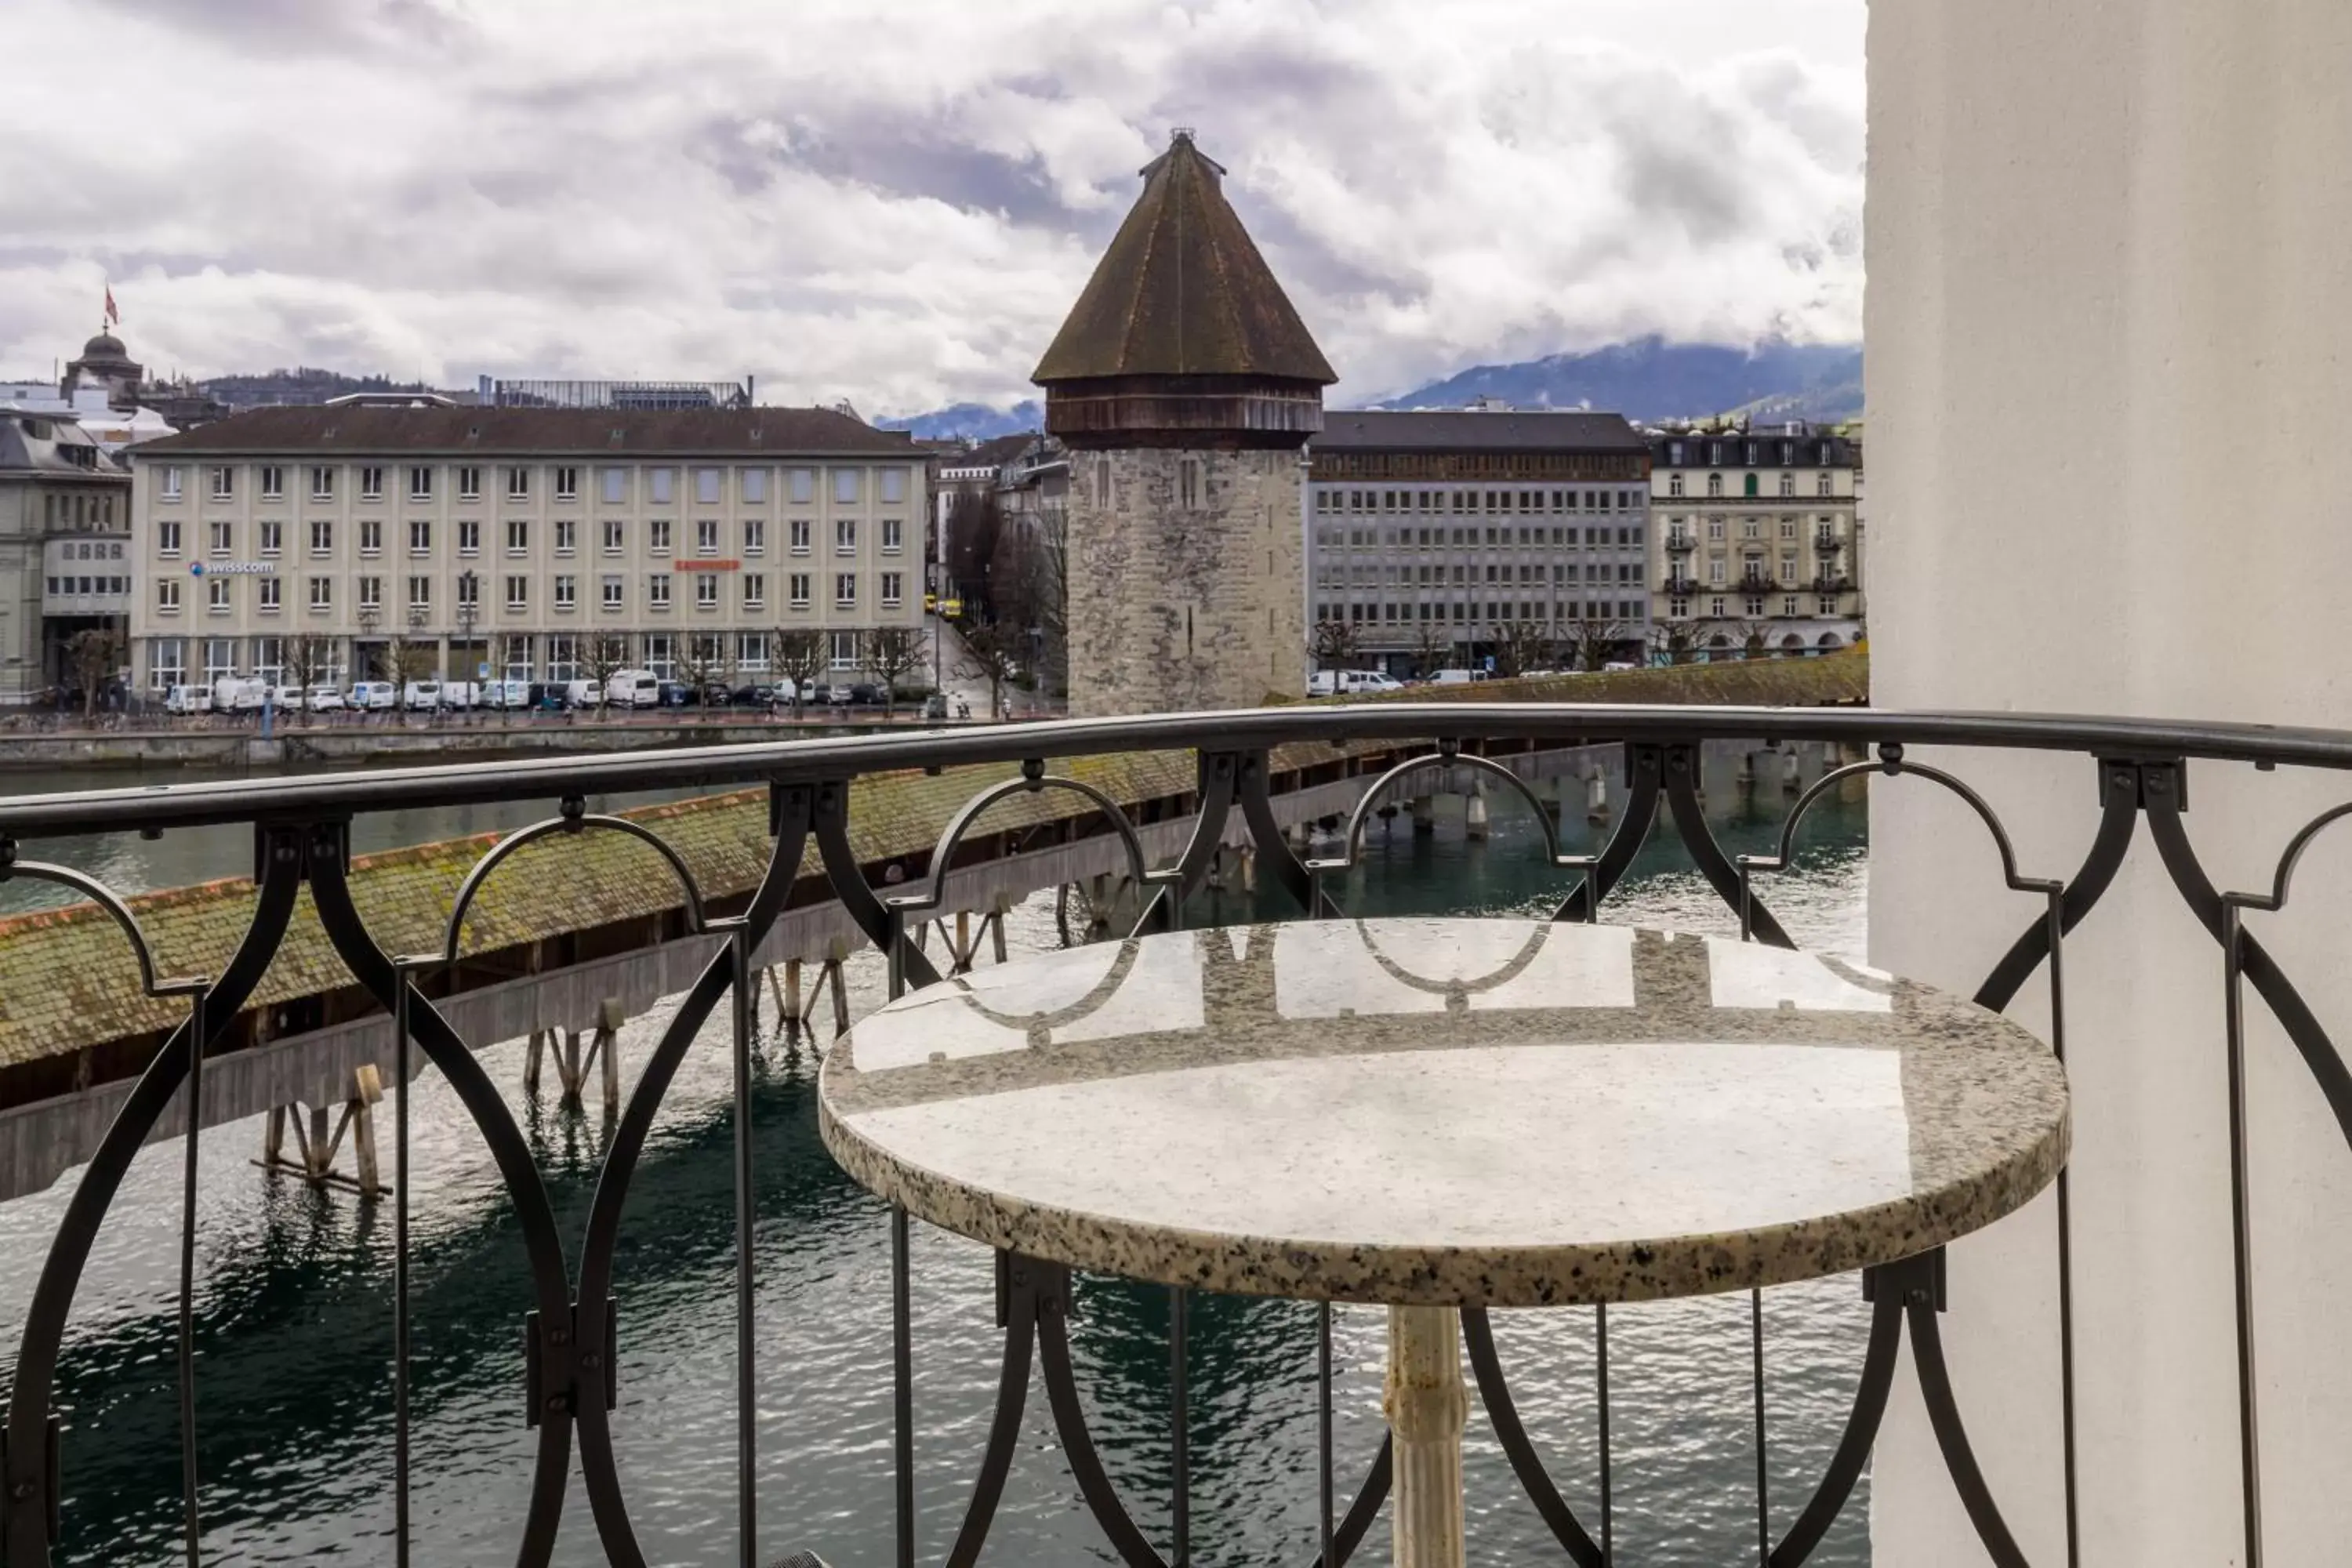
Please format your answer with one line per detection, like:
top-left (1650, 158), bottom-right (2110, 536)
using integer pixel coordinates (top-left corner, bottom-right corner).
top-left (0, 0), bottom-right (1863, 413)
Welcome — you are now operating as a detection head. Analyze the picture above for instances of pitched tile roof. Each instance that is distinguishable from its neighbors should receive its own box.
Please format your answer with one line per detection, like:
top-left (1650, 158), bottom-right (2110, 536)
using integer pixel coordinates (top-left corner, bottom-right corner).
top-left (1316, 409), bottom-right (1650, 452)
top-left (1033, 133), bottom-right (1335, 387)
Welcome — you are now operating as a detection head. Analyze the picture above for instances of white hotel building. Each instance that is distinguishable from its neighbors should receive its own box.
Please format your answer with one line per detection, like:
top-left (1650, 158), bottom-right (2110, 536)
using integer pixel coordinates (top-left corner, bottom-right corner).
top-left (126, 405), bottom-right (927, 693)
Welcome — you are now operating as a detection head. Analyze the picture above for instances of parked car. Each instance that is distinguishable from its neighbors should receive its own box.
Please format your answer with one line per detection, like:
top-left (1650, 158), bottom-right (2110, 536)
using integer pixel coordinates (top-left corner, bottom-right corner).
top-left (401, 680), bottom-right (442, 710)
top-left (1429, 668), bottom-right (1491, 685)
top-left (608, 669), bottom-right (661, 708)
top-left (481, 679), bottom-right (532, 709)
top-left (1309, 670), bottom-right (1406, 697)
top-left (267, 685), bottom-right (304, 710)
top-left (827, 683), bottom-right (857, 706)
top-left (162, 684), bottom-right (212, 715)
top-left (847, 682), bottom-right (885, 706)
top-left (305, 685), bottom-right (345, 712)
top-left (693, 682), bottom-right (734, 707)
top-left (809, 683), bottom-right (837, 707)
top-left (654, 680), bottom-right (690, 707)
top-left (560, 678), bottom-right (602, 710)
top-left (350, 681), bottom-right (397, 710)
top-left (439, 681), bottom-right (480, 710)
top-left (730, 683), bottom-right (773, 706)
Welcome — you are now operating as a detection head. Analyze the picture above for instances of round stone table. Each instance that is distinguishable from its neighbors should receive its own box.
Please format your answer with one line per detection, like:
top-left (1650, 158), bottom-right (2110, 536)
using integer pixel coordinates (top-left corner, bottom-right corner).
top-left (819, 917), bottom-right (2070, 1567)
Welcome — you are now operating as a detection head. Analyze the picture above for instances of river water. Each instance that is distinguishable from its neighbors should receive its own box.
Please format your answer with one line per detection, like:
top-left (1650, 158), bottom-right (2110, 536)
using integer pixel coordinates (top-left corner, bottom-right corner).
top-left (0, 748), bottom-right (1872, 1566)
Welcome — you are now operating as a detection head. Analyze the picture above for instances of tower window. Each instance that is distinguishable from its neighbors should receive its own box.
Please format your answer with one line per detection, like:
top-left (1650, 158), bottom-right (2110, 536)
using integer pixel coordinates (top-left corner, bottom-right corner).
top-left (1178, 458), bottom-right (1201, 510)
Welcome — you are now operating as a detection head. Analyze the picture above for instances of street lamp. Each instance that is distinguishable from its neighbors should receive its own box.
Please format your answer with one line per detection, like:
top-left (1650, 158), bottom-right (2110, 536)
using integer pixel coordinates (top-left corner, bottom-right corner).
top-left (456, 569), bottom-right (480, 719)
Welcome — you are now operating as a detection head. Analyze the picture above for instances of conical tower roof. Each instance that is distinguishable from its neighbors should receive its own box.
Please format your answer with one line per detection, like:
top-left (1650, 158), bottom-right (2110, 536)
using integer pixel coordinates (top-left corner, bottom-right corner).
top-left (1033, 132), bottom-right (1335, 387)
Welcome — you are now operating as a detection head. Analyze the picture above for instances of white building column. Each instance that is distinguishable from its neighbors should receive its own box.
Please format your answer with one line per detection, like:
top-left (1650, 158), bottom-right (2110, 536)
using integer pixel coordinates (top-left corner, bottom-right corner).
top-left (1868, 3), bottom-right (2352, 1563)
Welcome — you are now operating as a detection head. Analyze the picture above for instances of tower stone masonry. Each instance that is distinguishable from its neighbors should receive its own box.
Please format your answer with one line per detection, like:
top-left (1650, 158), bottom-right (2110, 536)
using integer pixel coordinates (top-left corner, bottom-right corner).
top-left (1034, 131), bottom-right (1335, 717)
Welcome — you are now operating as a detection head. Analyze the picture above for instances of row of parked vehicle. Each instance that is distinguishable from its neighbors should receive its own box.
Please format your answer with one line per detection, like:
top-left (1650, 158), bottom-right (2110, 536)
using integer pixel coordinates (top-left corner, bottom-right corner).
top-left (156, 670), bottom-right (936, 715)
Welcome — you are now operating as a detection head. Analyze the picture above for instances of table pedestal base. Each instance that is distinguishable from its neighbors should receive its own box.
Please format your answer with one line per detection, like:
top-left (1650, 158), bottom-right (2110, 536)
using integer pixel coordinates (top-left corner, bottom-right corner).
top-left (1385, 1305), bottom-right (1469, 1568)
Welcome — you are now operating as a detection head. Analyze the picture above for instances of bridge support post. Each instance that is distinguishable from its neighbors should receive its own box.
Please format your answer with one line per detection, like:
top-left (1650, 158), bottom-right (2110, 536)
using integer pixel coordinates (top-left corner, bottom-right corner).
top-left (252, 1065), bottom-right (387, 1198)
top-left (1586, 767), bottom-right (1610, 823)
top-left (524, 1029), bottom-right (549, 1098)
top-left (1410, 795), bottom-right (1436, 835)
top-left (1465, 783), bottom-right (1490, 842)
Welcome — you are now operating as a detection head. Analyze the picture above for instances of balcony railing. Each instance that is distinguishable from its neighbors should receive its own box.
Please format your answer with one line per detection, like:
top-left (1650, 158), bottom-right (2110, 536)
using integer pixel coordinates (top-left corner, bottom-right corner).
top-left (1, 703), bottom-right (2345, 1566)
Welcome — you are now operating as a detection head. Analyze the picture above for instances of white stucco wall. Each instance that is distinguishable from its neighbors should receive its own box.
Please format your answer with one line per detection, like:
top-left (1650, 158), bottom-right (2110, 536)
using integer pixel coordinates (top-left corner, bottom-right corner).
top-left (1868, 4), bottom-right (2352, 1563)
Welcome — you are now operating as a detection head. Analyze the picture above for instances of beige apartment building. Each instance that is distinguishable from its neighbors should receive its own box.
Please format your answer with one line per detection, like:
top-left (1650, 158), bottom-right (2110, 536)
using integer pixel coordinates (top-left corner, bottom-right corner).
top-left (127, 405), bottom-right (927, 694)
top-left (1648, 422), bottom-right (1863, 658)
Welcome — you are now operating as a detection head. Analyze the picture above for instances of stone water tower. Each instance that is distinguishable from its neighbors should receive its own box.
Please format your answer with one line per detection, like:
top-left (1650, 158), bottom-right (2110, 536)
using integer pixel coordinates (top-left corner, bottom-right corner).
top-left (1033, 130), bottom-right (1335, 717)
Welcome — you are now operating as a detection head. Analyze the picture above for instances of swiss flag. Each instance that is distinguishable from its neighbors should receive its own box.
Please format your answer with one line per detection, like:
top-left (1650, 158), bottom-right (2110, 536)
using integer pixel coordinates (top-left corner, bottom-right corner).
top-left (103, 285), bottom-right (118, 326)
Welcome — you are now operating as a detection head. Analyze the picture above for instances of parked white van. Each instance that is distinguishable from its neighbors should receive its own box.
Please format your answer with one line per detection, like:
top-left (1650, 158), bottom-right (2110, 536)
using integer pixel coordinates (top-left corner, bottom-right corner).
top-left (607, 669), bottom-right (660, 708)
top-left (1429, 668), bottom-right (1491, 685)
top-left (439, 681), bottom-right (479, 710)
top-left (482, 679), bottom-right (532, 709)
top-left (350, 681), bottom-right (397, 710)
top-left (163, 684), bottom-right (212, 715)
top-left (401, 680), bottom-right (442, 710)
top-left (1309, 669), bottom-right (1406, 697)
top-left (562, 678), bottom-right (603, 710)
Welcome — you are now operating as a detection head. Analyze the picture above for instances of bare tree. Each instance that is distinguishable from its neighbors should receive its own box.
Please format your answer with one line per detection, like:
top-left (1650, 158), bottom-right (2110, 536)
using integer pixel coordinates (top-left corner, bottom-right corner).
top-left (582, 631), bottom-right (632, 717)
top-left (1730, 619), bottom-right (1773, 661)
top-left (774, 627), bottom-right (826, 720)
top-left (281, 633), bottom-right (334, 724)
top-left (944, 488), bottom-right (1007, 619)
top-left (381, 625), bottom-right (437, 715)
top-left (864, 626), bottom-right (924, 717)
top-left (1492, 619), bottom-right (1554, 678)
top-left (1409, 621), bottom-right (1450, 681)
top-left (1647, 619), bottom-right (1704, 666)
top-left (1309, 616), bottom-right (1362, 671)
top-left (677, 633), bottom-right (727, 713)
top-left (65, 628), bottom-right (122, 722)
top-left (1561, 617), bottom-right (1631, 673)
top-left (956, 619), bottom-right (1027, 722)
top-left (991, 509), bottom-right (1066, 696)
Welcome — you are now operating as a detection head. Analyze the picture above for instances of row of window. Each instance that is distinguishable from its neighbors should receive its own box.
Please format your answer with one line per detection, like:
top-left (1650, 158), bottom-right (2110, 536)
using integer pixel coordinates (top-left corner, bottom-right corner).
top-left (51, 539), bottom-right (125, 561)
top-left (1315, 601), bottom-right (1650, 626)
top-left (45, 575), bottom-right (129, 596)
top-left (43, 492), bottom-right (118, 528)
top-left (1315, 525), bottom-right (1644, 550)
top-left (1663, 516), bottom-right (1844, 541)
top-left (158, 463), bottom-right (912, 507)
top-left (1664, 596), bottom-right (1845, 619)
top-left (1663, 471), bottom-right (1839, 498)
top-left (1664, 560), bottom-right (1835, 586)
top-left (146, 628), bottom-right (881, 686)
top-left (1313, 488), bottom-right (1646, 516)
top-left (1318, 562), bottom-right (1649, 589)
top-left (154, 571), bottom-right (906, 615)
top-left (154, 516), bottom-right (906, 558)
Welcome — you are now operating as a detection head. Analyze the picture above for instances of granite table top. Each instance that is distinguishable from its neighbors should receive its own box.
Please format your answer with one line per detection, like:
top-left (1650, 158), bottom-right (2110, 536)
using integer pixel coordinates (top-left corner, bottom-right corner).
top-left (817, 919), bottom-right (2071, 1308)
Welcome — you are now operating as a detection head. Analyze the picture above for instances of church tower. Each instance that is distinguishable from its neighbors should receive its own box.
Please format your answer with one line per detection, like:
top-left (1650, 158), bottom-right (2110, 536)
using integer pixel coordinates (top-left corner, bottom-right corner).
top-left (1034, 131), bottom-right (1335, 717)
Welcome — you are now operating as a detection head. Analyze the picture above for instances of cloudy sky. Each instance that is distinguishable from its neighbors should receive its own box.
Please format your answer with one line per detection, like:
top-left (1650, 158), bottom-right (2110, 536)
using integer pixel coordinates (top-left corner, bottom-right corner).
top-left (2, 0), bottom-right (1864, 416)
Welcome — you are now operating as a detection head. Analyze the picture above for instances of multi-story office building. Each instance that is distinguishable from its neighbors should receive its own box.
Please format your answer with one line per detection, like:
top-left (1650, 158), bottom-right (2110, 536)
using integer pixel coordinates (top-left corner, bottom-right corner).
top-left (1648, 422), bottom-right (1862, 658)
top-left (1305, 409), bottom-right (1653, 677)
top-left (126, 406), bottom-right (927, 694)
top-left (0, 410), bottom-right (132, 705)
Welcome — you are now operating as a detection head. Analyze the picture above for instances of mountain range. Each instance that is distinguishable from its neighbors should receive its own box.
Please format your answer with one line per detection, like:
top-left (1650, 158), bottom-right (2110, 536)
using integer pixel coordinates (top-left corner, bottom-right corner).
top-left (879, 338), bottom-right (1862, 440)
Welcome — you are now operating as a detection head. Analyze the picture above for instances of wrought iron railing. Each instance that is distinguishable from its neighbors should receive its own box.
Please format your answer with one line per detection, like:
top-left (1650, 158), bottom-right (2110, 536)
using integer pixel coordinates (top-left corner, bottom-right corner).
top-left (4, 702), bottom-right (2350, 1567)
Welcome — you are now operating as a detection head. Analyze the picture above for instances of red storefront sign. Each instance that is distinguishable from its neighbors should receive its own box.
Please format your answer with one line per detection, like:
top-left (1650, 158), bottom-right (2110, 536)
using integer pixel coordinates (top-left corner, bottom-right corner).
top-left (674, 559), bottom-right (742, 572)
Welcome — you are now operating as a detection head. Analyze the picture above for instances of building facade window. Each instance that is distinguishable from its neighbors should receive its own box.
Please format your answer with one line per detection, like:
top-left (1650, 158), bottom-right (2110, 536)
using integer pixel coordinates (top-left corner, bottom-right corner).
top-left (789, 573), bottom-right (811, 607)
top-left (829, 630), bottom-right (859, 670)
top-left (601, 575), bottom-right (623, 610)
top-left (310, 466), bottom-right (333, 499)
top-left (649, 519), bottom-right (672, 554)
top-left (695, 467), bottom-right (722, 505)
top-left (648, 467), bottom-right (673, 505)
top-left (743, 573), bottom-right (765, 608)
top-left (260, 466), bottom-right (284, 499)
top-left (880, 518), bottom-right (902, 553)
top-left (408, 575), bottom-right (431, 611)
top-left (554, 575), bottom-right (577, 610)
top-left (259, 521), bottom-right (282, 556)
top-left (208, 578), bottom-right (232, 613)
top-left (310, 520), bottom-right (333, 555)
top-left (833, 468), bottom-right (860, 505)
top-left (789, 468), bottom-right (815, 505)
top-left (505, 466), bottom-right (530, 500)
top-left (879, 466), bottom-right (906, 505)
top-left (156, 579), bottom-right (181, 613)
top-left (409, 466), bottom-right (433, 501)
top-left (648, 573), bottom-right (672, 610)
top-left (835, 517), bottom-right (857, 554)
top-left (741, 468), bottom-right (768, 503)
top-left (789, 518), bottom-right (811, 553)
top-left (880, 571), bottom-right (902, 607)
top-left (158, 520), bottom-right (181, 556)
top-left (209, 466), bottom-right (234, 500)
top-left (358, 575), bottom-right (383, 610)
top-left (554, 518), bottom-right (576, 554)
top-left (743, 518), bottom-right (764, 554)
top-left (361, 466), bottom-right (385, 500)
top-left (308, 577), bottom-right (332, 611)
top-left (459, 466), bottom-right (481, 499)
top-left (835, 572), bottom-right (857, 607)
top-left (258, 577), bottom-right (281, 612)
top-left (360, 519), bottom-right (382, 555)
top-left (161, 466), bottom-right (184, 501)
top-left (603, 519), bottom-right (624, 554)
top-left (554, 466), bottom-right (579, 500)
top-left (506, 519), bottom-right (528, 554)
top-left (457, 520), bottom-right (480, 555)
top-left (506, 575), bottom-right (529, 610)
top-left (694, 574), bottom-right (718, 608)
top-left (409, 520), bottom-right (432, 555)
top-left (697, 518), bottom-right (720, 554)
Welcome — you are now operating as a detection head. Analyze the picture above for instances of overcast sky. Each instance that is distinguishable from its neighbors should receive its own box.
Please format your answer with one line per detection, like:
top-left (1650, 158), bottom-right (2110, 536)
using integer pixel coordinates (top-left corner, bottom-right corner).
top-left (2, 0), bottom-right (1864, 416)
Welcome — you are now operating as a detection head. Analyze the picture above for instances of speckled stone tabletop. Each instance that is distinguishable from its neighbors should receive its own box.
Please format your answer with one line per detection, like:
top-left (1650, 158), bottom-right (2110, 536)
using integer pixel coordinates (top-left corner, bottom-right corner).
top-left (818, 918), bottom-right (2070, 1307)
